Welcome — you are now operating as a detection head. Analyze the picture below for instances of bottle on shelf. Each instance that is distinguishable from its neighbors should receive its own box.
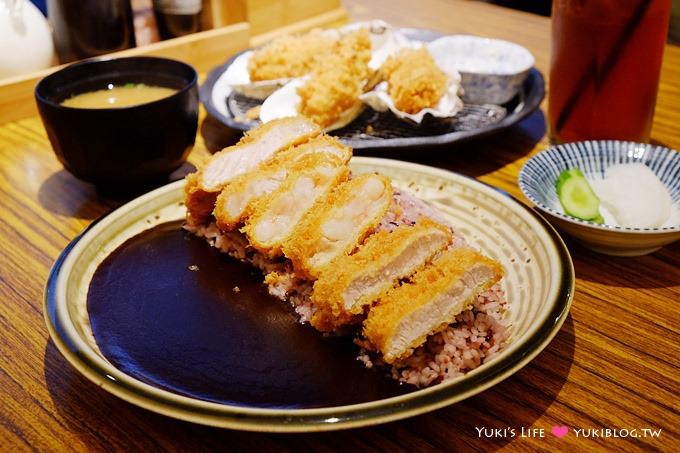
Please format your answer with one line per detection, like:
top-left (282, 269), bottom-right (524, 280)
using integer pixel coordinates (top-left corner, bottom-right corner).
top-left (152, 0), bottom-right (202, 40)
top-left (47, 0), bottom-right (137, 63)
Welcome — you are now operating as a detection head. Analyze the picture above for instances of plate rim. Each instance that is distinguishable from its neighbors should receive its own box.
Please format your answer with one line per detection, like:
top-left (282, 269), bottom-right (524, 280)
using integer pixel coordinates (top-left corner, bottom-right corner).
top-left (44, 157), bottom-right (574, 432)
top-left (199, 30), bottom-right (545, 152)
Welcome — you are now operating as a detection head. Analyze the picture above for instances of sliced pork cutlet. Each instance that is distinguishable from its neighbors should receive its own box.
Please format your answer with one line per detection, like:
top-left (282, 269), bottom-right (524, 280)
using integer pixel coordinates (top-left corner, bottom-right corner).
top-left (283, 174), bottom-right (393, 280)
top-left (213, 135), bottom-right (351, 231)
top-left (311, 218), bottom-right (452, 321)
top-left (185, 117), bottom-right (320, 226)
top-left (363, 247), bottom-right (503, 364)
top-left (242, 153), bottom-right (349, 257)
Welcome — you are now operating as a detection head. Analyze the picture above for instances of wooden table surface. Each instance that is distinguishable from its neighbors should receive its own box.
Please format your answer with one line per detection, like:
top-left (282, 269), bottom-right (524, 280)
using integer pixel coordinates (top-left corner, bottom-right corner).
top-left (1, 0), bottom-right (679, 451)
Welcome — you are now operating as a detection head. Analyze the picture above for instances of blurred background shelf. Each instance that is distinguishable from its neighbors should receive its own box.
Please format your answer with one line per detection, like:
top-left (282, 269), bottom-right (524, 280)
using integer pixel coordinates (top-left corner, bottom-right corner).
top-left (0, 0), bottom-right (347, 125)
top-left (0, 23), bottom-right (249, 125)
top-left (204, 0), bottom-right (345, 36)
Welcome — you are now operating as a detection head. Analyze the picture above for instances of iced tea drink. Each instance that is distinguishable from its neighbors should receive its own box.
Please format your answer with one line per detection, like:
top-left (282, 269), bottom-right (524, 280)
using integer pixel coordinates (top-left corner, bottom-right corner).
top-left (549, 0), bottom-right (670, 143)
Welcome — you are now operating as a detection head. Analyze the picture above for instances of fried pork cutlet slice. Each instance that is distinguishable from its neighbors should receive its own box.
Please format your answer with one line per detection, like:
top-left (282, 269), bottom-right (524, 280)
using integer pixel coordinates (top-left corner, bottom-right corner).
top-left (213, 136), bottom-right (351, 231)
top-left (311, 218), bottom-right (452, 318)
top-left (380, 47), bottom-right (448, 114)
top-left (185, 117), bottom-right (320, 226)
top-left (363, 248), bottom-right (503, 364)
top-left (283, 174), bottom-right (393, 280)
top-left (297, 29), bottom-right (371, 129)
top-left (248, 29), bottom-right (338, 82)
top-left (242, 153), bottom-right (349, 257)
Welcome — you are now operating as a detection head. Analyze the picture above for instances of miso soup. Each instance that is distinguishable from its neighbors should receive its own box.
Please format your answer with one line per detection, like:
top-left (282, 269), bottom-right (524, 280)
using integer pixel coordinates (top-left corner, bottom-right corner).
top-left (61, 83), bottom-right (177, 108)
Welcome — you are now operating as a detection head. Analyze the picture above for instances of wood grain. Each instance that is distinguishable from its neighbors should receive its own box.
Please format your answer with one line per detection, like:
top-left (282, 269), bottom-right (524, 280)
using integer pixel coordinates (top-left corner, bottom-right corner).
top-left (202, 0), bottom-right (344, 36)
top-left (0, 0), bottom-right (679, 451)
top-left (243, 0), bottom-right (342, 35)
top-left (250, 7), bottom-right (349, 47)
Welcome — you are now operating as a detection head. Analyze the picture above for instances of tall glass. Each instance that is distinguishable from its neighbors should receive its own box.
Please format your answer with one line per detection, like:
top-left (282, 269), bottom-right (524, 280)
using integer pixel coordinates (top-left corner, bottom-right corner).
top-left (48, 0), bottom-right (136, 63)
top-left (549, 0), bottom-right (671, 144)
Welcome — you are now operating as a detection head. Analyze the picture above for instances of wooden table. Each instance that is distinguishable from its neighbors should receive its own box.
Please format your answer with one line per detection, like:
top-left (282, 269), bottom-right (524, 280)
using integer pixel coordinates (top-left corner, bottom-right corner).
top-left (1, 0), bottom-right (678, 451)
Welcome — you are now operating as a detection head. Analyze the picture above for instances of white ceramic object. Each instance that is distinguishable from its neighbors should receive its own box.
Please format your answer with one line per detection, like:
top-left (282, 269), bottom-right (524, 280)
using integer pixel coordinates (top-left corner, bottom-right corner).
top-left (427, 35), bottom-right (534, 105)
top-left (0, 0), bottom-right (54, 79)
top-left (519, 141), bottom-right (680, 256)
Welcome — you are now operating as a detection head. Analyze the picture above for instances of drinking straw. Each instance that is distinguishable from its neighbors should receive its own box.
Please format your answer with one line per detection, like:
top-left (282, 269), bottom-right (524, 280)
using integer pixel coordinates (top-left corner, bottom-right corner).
top-left (554, 0), bottom-right (652, 134)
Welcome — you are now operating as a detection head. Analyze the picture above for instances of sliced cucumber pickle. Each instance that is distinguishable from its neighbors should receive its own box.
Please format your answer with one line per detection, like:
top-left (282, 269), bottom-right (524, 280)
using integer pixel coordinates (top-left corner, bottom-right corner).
top-left (556, 168), bottom-right (603, 223)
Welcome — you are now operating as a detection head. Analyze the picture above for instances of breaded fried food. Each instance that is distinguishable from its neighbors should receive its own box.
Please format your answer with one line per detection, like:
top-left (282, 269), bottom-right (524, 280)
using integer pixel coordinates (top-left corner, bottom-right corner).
top-left (363, 247), bottom-right (503, 364)
top-left (380, 47), bottom-right (448, 114)
top-left (311, 218), bottom-right (452, 317)
top-left (283, 174), bottom-right (393, 279)
top-left (242, 153), bottom-right (349, 257)
top-left (185, 117), bottom-right (320, 226)
top-left (334, 28), bottom-right (372, 81)
top-left (213, 135), bottom-right (351, 231)
top-left (297, 29), bottom-right (371, 128)
top-left (247, 29), bottom-right (337, 82)
top-left (213, 167), bottom-right (287, 232)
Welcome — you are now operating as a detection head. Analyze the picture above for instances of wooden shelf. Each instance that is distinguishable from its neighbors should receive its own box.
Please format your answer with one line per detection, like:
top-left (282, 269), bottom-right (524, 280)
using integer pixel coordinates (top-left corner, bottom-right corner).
top-left (0, 23), bottom-right (250, 125)
top-left (0, 0), bottom-right (348, 125)
top-left (204, 0), bottom-right (343, 35)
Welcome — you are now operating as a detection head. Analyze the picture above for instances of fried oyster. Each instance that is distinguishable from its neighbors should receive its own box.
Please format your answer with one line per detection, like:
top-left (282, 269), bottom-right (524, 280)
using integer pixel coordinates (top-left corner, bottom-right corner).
top-left (296, 29), bottom-right (372, 129)
top-left (247, 29), bottom-right (337, 82)
top-left (380, 47), bottom-right (448, 114)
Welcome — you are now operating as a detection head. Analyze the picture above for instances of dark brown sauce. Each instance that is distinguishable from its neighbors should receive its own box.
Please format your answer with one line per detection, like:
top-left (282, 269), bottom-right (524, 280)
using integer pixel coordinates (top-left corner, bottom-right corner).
top-left (88, 221), bottom-right (410, 408)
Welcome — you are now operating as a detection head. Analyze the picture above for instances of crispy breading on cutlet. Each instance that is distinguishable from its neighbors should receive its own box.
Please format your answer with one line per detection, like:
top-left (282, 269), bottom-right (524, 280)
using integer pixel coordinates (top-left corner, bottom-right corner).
top-left (297, 29), bottom-right (372, 128)
top-left (213, 135), bottom-right (351, 231)
top-left (184, 172), bottom-right (219, 227)
top-left (213, 166), bottom-right (287, 232)
top-left (309, 307), bottom-right (363, 333)
top-left (201, 117), bottom-right (321, 191)
top-left (242, 153), bottom-right (350, 257)
top-left (284, 134), bottom-right (352, 164)
top-left (363, 248), bottom-right (503, 364)
top-left (311, 218), bottom-right (452, 317)
top-left (247, 29), bottom-right (338, 82)
top-left (184, 117), bottom-right (320, 226)
top-left (283, 174), bottom-right (393, 280)
top-left (380, 47), bottom-right (448, 114)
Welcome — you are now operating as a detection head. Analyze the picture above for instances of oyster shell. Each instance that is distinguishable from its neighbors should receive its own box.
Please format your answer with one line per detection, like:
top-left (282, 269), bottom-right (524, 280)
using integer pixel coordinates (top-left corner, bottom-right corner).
top-left (259, 78), bottom-right (364, 132)
top-left (359, 44), bottom-right (464, 124)
top-left (221, 51), bottom-right (292, 101)
top-left (341, 20), bottom-right (411, 70)
top-left (222, 21), bottom-right (409, 101)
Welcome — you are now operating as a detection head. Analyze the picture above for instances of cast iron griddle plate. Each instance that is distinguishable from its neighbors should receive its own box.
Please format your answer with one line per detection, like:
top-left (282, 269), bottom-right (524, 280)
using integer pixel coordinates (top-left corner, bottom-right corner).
top-left (200, 29), bottom-right (545, 151)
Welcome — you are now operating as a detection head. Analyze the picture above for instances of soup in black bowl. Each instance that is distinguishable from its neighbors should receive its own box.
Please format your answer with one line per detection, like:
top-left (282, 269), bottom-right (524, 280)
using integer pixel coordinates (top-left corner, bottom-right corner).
top-left (35, 56), bottom-right (198, 190)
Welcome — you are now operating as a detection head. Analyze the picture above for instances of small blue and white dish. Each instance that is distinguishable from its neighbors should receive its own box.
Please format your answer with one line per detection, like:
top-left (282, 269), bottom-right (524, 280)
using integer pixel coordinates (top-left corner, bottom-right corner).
top-left (427, 35), bottom-right (534, 105)
top-left (519, 141), bottom-right (680, 256)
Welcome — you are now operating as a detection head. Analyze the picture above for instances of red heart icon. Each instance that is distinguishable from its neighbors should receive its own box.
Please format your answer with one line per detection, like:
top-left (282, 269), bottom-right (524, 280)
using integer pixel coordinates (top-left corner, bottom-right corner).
top-left (551, 425), bottom-right (569, 438)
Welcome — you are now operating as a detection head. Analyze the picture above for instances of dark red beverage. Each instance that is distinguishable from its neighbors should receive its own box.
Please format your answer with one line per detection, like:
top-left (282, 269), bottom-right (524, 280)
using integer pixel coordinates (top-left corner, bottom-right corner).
top-left (549, 0), bottom-right (670, 143)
